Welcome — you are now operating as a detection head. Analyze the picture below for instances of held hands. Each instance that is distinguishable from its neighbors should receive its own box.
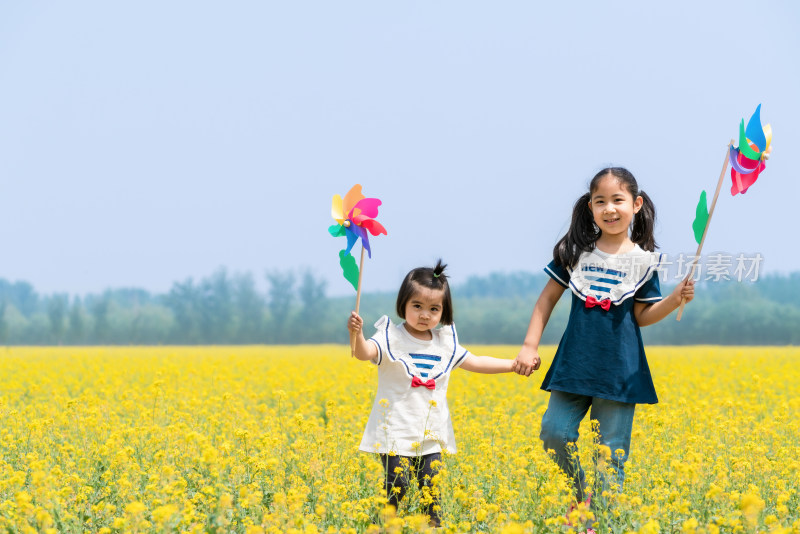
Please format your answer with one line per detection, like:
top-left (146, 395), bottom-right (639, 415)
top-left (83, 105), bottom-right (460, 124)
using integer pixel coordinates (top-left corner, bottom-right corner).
top-left (512, 348), bottom-right (541, 377)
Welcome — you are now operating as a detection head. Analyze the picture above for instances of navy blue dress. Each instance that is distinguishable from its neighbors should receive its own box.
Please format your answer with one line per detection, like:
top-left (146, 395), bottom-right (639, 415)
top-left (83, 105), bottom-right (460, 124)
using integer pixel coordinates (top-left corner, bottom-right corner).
top-left (540, 246), bottom-right (663, 404)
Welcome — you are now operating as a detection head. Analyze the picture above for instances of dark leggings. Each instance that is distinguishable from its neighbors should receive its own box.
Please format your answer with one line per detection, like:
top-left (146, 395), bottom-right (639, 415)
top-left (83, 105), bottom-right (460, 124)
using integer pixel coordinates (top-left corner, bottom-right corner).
top-left (380, 452), bottom-right (441, 526)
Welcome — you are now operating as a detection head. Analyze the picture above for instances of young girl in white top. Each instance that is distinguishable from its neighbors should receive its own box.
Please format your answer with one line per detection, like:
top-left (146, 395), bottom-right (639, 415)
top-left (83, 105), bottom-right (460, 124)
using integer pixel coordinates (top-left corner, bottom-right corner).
top-left (348, 260), bottom-right (516, 527)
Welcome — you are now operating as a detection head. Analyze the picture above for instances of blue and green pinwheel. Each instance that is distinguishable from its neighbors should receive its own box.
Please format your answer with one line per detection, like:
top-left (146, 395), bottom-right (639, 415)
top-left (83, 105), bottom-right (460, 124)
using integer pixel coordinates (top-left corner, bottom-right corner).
top-left (728, 104), bottom-right (772, 196)
top-left (692, 105), bottom-right (773, 245)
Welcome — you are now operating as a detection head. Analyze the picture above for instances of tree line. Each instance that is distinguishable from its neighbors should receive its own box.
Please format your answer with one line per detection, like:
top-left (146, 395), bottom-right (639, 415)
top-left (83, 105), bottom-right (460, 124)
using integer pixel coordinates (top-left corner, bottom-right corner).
top-left (1, 270), bottom-right (798, 345)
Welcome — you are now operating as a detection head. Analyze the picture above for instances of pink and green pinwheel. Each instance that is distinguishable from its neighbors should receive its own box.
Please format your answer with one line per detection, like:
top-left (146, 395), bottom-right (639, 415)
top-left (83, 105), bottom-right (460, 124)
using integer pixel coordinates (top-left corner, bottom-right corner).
top-left (329, 185), bottom-right (387, 290)
top-left (729, 104), bottom-right (773, 195)
top-left (692, 105), bottom-right (774, 245)
top-left (680, 105), bottom-right (774, 322)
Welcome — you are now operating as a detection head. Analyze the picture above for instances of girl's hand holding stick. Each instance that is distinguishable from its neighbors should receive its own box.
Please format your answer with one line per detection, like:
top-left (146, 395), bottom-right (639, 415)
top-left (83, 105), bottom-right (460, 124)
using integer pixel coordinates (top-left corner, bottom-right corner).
top-left (347, 310), bottom-right (377, 362)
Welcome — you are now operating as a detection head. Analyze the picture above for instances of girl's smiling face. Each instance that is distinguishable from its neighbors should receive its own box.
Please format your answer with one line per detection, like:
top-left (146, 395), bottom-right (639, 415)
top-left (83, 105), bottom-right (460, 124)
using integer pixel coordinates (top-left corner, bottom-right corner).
top-left (403, 284), bottom-right (445, 340)
top-left (589, 174), bottom-right (643, 240)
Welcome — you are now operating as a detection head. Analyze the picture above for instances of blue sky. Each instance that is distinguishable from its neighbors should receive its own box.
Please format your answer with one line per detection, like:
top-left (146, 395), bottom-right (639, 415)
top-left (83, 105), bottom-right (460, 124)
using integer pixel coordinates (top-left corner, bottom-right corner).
top-left (1, 1), bottom-right (798, 296)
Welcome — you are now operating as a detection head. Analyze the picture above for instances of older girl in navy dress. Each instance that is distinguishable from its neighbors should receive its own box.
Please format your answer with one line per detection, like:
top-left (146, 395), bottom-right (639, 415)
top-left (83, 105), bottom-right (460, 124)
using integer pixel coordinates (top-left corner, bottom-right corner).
top-left (348, 261), bottom-right (516, 528)
top-left (513, 167), bottom-right (695, 519)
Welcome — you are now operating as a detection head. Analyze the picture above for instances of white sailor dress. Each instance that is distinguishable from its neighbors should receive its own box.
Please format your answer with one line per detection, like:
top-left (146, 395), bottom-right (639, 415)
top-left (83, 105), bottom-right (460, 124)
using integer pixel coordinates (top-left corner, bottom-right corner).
top-left (359, 315), bottom-right (472, 456)
top-left (541, 246), bottom-right (664, 404)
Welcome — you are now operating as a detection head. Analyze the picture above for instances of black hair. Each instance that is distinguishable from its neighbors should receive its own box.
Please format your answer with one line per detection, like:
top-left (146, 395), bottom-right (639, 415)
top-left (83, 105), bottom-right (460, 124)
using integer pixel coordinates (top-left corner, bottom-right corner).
top-left (553, 167), bottom-right (657, 268)
top-left (395, 259), bottom-right (454, 325)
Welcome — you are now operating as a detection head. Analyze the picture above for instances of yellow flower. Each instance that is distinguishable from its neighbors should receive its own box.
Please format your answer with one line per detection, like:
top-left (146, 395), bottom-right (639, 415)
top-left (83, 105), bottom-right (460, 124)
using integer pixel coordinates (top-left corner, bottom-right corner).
top-left (152, 504), bottom-right (178, 523)
top-left (124, 501), bottom-right (146, 515)
top-left (475, 507), bottom-right (488, 522)
top-left (681, 517), bottom-right (699, 533)
top-left (740, 492), bottom-right (765, 524)
top-left (219, 493), bottom-right (234, 509)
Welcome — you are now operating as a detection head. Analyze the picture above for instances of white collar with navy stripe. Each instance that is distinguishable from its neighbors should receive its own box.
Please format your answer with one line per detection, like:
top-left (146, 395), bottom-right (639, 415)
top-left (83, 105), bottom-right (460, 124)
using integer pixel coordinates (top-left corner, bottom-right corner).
top-left (562, 246), bottom-right (663, 305)
top-left (370, 315), bottom-right (468, 379)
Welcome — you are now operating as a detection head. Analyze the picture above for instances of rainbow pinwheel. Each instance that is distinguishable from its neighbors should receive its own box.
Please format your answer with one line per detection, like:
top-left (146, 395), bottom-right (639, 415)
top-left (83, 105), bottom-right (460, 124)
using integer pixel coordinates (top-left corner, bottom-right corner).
top-left (329, 184), bottom-right (387, 290)
top-left (728, 104), bottom-right (773, 195)
top-left (680, 105), bottom-right (773, 321)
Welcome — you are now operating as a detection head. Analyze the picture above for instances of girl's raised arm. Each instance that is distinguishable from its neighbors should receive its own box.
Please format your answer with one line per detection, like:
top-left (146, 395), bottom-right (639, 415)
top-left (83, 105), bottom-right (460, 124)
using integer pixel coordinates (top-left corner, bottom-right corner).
top-left (634, 278), bottom-right (695, 326)
top-left (513, 278), bottom-right (565, 376)
top-left (348, 311), bottom-right (379, 361)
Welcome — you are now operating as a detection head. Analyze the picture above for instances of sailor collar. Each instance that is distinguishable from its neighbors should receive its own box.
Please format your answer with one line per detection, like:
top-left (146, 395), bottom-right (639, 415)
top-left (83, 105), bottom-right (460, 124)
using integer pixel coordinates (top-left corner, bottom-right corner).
top-left (563, 246), bottom-right (663, 305)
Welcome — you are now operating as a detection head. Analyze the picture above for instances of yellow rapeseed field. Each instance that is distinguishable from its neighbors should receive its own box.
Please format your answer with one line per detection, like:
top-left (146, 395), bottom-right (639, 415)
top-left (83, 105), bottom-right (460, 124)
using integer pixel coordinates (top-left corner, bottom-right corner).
top-left (0, 345), bottom-right (798, 533)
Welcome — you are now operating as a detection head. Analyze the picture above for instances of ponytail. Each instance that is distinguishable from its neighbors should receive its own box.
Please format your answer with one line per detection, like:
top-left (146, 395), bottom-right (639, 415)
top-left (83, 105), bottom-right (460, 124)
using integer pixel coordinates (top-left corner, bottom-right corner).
top-left (432, 259), bottom-right (448, 283)
top-left (631, 190), bottom-right (657, 251)
top-left (552, 192), bottom-right (599, 268)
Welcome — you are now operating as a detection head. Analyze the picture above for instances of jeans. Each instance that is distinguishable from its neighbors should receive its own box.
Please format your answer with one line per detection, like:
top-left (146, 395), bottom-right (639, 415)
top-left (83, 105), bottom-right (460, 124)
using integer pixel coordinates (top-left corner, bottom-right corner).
top-left (539, 390), bottom-right (635, 502)
top-left (379, 452), bottom-right (441, 527)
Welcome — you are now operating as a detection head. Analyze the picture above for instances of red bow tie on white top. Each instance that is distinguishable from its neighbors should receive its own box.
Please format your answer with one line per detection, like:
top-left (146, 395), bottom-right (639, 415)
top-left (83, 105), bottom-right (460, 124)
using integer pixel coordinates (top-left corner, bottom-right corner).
top-left (411, 377), bottom-right (436, 390)
top-left (585, 295), bottom-right (611, 311)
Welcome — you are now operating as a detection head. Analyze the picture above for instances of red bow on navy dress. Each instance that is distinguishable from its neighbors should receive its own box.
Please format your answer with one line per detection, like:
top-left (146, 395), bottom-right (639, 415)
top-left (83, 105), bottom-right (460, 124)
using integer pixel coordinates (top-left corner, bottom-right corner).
top-left (411, 377), bottom-right (436, 390)
top-left (585, 295), bottom-right (611, 311)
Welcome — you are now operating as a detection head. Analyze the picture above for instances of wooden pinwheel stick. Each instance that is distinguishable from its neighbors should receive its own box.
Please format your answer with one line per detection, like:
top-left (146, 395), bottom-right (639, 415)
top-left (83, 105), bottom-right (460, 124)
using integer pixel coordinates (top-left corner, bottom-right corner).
top-left (677, 140), bottom-right (734, 321)
top-left (350, 246), bottom-right (366, 356)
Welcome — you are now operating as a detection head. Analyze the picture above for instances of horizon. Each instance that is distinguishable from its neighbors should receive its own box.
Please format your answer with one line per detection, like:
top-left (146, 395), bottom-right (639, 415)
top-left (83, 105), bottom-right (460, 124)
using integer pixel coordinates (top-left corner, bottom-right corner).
top-left (2, 257), bottom-right (793, 300)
